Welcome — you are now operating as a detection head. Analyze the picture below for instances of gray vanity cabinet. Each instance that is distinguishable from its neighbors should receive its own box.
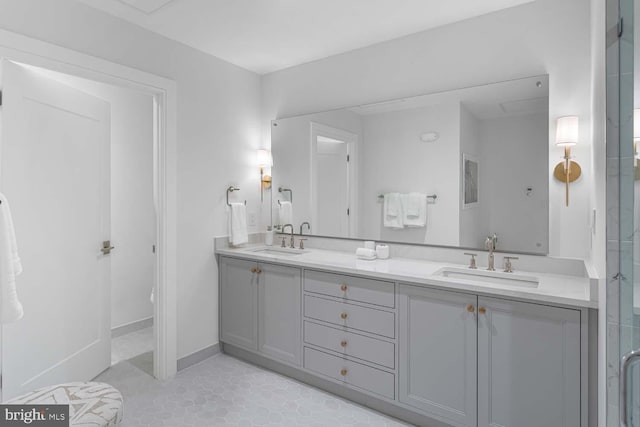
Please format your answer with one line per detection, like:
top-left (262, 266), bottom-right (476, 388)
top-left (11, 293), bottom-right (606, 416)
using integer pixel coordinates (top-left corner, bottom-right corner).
top-left (477, 296), bottom-right (581, 427)
top-left (398, 284), bottom-right (478, 427)
top-left (219, 256), bottom-right (302, 366)
top-left (220, 257), bottom-right (258, 350)
top-left (258, 262), bottom-right (302, 366)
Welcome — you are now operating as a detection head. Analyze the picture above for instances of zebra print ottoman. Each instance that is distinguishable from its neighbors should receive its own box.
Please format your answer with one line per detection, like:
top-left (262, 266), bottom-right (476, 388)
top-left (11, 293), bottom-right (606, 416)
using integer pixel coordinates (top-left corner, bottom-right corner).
top-left (7, 382), bottom-right (123, 426)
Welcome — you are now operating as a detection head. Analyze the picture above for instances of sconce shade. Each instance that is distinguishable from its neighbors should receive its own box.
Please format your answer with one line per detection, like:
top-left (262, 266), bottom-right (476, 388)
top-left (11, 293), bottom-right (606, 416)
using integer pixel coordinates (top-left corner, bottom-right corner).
top-left (256, 149), bottom-right (273, 168)
top-left (634, 109), bottom-right (640, 141)
top-left (555, 116), bottom-right (579, 146)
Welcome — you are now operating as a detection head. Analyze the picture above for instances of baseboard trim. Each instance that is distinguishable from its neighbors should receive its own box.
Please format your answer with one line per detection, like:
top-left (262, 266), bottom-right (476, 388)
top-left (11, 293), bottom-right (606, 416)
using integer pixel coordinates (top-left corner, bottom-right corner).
top-left (222, 343), bottom-right (445, 427)
top-left (177, 343), bottom-right (221, 371)
top-left (111, 317), bottom-right (153, 338)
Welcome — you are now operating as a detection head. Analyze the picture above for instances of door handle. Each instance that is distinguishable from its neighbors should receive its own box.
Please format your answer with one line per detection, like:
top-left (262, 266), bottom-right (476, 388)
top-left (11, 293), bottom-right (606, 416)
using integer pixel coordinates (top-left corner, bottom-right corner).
top-left (621, 349), bottom-right (640, 426)
top-left (101, 240), bottom-right (115, 255)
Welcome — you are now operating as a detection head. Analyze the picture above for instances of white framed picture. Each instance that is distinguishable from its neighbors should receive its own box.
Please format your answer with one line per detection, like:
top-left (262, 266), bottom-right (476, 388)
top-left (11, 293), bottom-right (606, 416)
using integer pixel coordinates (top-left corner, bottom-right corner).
top-left (462, 153), bottom-right (479, 209)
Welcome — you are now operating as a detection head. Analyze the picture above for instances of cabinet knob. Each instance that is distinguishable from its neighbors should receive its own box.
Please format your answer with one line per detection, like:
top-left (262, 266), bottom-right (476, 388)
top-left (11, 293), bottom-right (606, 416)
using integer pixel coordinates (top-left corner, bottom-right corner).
top-left (340, 284), bottom-right (348, 292)
top-left (341, 312), bottom-right (348, 320)
top-left (466, 305), bottom-right (475, 313)
top-left (250, 268), bottom-right (257, 273)
top-left (340, 340), bottom-right (347, 348)
top-left (340, 369), bottom-right (347, 376)
top-left (256, 269), bottom-right (262, 274)
top-left (478, 307), bottom-right (486, 315)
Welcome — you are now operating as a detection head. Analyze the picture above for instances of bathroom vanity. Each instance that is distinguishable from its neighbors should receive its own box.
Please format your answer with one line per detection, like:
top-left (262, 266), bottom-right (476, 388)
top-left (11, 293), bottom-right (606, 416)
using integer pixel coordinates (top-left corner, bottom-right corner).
top-left (215, 241), bottom-right (595, 427)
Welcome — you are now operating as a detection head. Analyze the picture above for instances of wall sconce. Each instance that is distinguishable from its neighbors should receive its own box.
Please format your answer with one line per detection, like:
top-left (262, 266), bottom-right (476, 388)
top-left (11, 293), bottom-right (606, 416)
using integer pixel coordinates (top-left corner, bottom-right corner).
top-left (553, 116), bottom-right (581, 207)
top-left (256, 149), bottom-right (273, 202)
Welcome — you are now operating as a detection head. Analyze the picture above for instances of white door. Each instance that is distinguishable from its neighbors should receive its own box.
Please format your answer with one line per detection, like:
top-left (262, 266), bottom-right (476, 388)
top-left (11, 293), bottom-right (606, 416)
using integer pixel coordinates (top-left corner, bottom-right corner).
top-left (315, 137), bottom-right (349, 236)
top-left (310, 122), bottom-right (358, 238)
top-left (0, 60), bottom-right (111, 400)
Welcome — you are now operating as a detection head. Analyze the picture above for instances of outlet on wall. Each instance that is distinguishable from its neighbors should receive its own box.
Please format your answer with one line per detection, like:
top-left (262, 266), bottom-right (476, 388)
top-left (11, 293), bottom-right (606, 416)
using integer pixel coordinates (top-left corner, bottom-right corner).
top-left (248, 212), bottom-right (257, 227)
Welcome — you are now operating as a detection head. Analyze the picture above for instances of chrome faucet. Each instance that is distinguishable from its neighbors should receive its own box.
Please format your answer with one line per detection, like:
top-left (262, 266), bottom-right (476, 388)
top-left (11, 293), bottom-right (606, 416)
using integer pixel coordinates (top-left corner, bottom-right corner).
top-left (282, 223), bottom-right (295, 248)
top-left (300, 222), bottom-right (311, 235)
top-left (485, 233), bottom-right (498, 271)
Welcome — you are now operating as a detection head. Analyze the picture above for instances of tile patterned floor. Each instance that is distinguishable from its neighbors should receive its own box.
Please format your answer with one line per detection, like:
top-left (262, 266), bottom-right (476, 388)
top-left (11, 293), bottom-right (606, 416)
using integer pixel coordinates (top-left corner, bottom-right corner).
top-left (95, 353), bottom-right (409, 427)
top-left (111, 327), bottom-right (154, 367)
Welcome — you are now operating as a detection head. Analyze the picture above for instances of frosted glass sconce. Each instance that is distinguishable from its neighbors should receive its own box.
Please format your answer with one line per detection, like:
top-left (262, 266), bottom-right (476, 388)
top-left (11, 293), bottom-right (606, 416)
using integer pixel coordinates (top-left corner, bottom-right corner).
top-left (553, 116), bottom-right (580, 207)
top-left (257, 149), bottom-right (273, 201)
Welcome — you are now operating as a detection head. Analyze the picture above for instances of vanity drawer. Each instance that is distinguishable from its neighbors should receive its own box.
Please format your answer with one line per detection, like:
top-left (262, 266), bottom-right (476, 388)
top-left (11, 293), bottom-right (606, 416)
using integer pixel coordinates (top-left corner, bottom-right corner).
top-left (304, 347), bottom-right (395, 400)
top-left (304, 295), bottom-right (395, 338)
top-left (304, 321), bottom-right (395, 369)
top-left (304, 270), bottom-right (395, 308)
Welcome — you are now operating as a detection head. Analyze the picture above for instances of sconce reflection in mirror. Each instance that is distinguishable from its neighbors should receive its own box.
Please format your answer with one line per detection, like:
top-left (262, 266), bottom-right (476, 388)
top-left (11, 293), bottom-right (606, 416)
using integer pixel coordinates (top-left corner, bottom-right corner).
top-left (257, 149), bottom-right (273, 202)
top-left (553, 116), bottom-right (581, 207)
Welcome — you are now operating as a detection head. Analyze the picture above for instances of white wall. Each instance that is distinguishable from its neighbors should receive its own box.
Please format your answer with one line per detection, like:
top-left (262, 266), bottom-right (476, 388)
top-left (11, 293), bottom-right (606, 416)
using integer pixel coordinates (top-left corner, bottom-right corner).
top-left (360, 103), bottom-right (461, 246)
top-left (261, 0), bottom-right (594, 260)
top-left (478, 113), bottom-right (549, 254)
top-left (31, 69), bottom-right (156, 330)
top-left (0, 0), bottom-right (262, 359)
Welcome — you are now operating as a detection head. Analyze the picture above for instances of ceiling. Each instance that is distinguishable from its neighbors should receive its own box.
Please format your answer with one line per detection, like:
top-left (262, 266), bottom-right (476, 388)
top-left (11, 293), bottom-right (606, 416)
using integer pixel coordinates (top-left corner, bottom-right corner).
top-left (74, 0), bottom-right (534, 74)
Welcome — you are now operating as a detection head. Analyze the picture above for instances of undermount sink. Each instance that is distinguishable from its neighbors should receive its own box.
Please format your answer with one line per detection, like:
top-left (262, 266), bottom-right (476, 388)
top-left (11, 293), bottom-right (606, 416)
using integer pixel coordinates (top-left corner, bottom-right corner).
top-left (249, 247), bottom-right (306, 257)
top-left (434, 267), bottom-right (539, 288)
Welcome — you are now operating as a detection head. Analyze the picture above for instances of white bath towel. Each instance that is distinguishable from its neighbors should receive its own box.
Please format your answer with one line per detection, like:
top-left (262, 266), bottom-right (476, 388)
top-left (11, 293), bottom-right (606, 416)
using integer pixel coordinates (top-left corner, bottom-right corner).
top-left (0, 192), bottom-right (24, 324)
top-left (279, 201), bottom-right (293, 226)
top-left (403, 193), bottom-right (427, 227)
top-left (228, 203), bottom-right (248, 246)
top-left (383, 193), bottom-right (404, 229)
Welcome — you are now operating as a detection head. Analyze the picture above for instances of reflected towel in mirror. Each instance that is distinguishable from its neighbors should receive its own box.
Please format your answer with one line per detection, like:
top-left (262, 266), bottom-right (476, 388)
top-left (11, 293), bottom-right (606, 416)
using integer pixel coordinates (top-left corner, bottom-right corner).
top-left (403, 193), bottom-right (427, 227)
top-left (383, 193), bottom-right (403, 229)
top-left (279, 201), bottom-right (293, 225)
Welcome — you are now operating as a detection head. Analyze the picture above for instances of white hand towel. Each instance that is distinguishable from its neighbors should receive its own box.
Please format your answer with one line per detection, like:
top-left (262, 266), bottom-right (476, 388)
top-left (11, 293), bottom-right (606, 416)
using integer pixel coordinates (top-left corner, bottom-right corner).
top-left (0, 192), bottom-right (24, 324)
top-left (402, 193), bottom-right (427, 228)
top-left (279, 201), bottom-right (293, 226)
top-left (228, 203), bottom-right (248, 246)
top-left (383, 193), bottom-right (404, 229)
top-left (355, 248), bottom-right (377, 260)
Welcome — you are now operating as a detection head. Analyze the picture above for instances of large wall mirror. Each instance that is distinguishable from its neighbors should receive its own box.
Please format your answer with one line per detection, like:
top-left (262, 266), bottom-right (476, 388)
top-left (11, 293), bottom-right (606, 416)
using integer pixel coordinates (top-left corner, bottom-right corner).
top-left (271, 75), bottom-right (549, 254)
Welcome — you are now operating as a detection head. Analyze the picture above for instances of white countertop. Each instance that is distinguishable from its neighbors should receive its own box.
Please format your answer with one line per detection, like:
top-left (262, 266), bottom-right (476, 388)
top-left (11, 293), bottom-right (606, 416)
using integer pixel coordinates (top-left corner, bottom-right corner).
top-left (216, 244), bottom-right (596, 309)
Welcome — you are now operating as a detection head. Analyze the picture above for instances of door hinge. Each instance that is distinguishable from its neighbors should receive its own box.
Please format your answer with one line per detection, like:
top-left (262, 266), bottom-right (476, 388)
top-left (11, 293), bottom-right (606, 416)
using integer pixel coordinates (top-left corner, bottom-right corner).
top-left (618, 17), bottom-right (624, 37)
top-left (0, 90), bottom-right (3, 106)
top-left (347, 208), bottom-right (350, 216)
top-left (152, 244), bottom-right (156, 254)
top-left (347, 154), bottom-right (350, 162)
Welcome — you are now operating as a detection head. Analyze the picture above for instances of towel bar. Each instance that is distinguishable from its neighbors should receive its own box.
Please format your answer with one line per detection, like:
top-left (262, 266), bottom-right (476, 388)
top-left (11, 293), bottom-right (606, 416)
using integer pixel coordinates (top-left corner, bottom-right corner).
top-left (377, 193), bottom-right (437, 201)
top-left (278, 187), bottom-right (292, 203)
top-left (226, 186), bottom-right (246, 206)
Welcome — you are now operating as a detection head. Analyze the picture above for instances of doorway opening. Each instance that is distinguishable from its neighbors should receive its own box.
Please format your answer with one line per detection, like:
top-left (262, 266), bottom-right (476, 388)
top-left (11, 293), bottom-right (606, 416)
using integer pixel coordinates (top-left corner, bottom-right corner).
top-left (0, 59), bottom-right (160, 399)
top-left (310, 122), bottom-right (358, 238)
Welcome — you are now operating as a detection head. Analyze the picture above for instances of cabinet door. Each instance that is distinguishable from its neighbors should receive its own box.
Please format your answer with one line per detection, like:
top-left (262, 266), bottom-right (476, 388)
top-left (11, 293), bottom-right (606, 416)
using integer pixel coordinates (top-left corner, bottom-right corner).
top-left (220, 257), bottom-right (258, 350)
top-left (258, 263), bottom-right (302, 365)
top-left (399, 285), bottom-right (477, 427)
top-left (477, 297), bottom-right (580, 427)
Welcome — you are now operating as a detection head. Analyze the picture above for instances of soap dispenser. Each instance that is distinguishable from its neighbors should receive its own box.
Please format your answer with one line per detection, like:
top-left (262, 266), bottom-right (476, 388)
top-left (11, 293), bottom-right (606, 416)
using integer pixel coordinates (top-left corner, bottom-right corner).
top-left (265, 226), bottom-right (274, 246)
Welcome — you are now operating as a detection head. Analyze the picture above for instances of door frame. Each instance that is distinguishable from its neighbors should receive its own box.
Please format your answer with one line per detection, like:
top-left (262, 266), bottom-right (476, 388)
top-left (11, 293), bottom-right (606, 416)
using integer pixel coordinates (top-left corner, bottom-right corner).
top-left (309, 122), bottom-right (359, 237)
top-left (0, 29), bottom-right (178, 380)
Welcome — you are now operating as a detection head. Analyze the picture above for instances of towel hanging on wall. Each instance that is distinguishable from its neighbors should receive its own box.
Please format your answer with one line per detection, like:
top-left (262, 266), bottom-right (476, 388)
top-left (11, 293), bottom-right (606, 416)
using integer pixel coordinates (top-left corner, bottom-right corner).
top-left (0, 192), bottom-right (24, 324)
top-left (228, 202), bottom-right (248, 246)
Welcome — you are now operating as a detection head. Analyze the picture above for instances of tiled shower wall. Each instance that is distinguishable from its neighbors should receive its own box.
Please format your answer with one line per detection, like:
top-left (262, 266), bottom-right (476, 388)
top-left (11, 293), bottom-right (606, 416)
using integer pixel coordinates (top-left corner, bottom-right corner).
top-left (606, 0), bottom-right (636, 425)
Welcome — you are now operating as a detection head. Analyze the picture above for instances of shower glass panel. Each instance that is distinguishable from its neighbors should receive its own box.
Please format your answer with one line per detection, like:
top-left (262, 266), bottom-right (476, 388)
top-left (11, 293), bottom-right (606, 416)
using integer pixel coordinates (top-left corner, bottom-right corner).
top-left (609, 0), bottom-right (638, 425)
